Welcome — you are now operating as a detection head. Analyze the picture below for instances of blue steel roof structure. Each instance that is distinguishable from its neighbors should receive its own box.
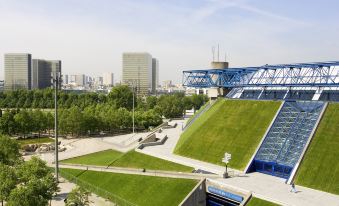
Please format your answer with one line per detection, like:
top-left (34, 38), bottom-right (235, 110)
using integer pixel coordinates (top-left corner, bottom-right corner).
top-left (183, 61), bottom-right (339, 88)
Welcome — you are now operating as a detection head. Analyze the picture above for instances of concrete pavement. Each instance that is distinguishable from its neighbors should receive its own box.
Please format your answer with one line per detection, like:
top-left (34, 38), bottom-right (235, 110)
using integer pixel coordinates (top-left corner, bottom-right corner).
top-left (57, 163), bottom-right (217, 180)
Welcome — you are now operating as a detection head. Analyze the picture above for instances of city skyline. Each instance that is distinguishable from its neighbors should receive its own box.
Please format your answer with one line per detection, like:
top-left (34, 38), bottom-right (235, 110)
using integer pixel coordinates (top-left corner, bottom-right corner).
top-left (0, 0), bottom-right (339, 83)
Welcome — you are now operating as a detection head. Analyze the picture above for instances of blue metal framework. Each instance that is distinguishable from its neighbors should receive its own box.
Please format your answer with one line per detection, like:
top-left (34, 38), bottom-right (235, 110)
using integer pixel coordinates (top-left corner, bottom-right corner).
top-left (183, 61), bottom-right (339, 88)
top-left (249, 101), bottom-right (324, 178)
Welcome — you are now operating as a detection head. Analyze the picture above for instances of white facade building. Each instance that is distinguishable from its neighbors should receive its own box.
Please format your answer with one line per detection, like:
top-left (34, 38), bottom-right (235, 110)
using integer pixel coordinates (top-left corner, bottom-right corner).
top-left (103, 72), bottom-right (114, 86)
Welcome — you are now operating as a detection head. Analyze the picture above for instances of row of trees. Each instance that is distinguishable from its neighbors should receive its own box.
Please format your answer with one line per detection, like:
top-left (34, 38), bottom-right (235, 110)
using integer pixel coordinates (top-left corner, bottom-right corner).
top-left (0, 110), bottom-right (54, 137)
top-left (0, 86), bottom-right (208, 115)
top-left (0, 135), bottom-right (59, 206)
top-left (0, 106), bottom-right (162, 137)
top-left (0, 86), bottom-right (208, 137)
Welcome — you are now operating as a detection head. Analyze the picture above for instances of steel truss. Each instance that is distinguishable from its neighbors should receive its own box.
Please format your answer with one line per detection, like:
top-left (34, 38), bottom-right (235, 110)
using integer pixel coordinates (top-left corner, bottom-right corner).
top-left (183, 61), bottom-right (339, 88)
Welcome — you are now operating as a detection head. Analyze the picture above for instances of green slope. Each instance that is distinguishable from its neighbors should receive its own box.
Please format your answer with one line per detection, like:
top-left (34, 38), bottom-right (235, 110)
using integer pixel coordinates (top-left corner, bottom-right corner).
top-left (61, 168), bottom-right (198, 206)
top-left (175, 99), bottom-right (281, 170)
top-left (295, 103), bottom-right (339, 195)
top-left (61, 149), bottom-right (123, 166)
top-left (61, 149), bottom-right (193, 172)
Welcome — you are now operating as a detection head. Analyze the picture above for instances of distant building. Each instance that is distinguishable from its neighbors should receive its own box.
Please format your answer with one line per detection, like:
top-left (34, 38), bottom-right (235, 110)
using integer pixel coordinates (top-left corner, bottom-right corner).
top-left (32, 59), bottom-right (62, 89)
top-left (163, 80), bottom-right (172, 89)
top-left (95, 76), bottom-right (103, 85)
top-left (49, 60), bottom-right (62, 81)
top-left (122, 52), bottom-right (153, 96)
top-left (4, 53), bottom-right (32, 90)
top-left (152, 58), bottom-right (159, 94)
top-left (103, 72), bottom-right (114, 86)
top-left (75, 74), bottom-right (85, 86)
top-left (63, 74), bottom-right (69, 85)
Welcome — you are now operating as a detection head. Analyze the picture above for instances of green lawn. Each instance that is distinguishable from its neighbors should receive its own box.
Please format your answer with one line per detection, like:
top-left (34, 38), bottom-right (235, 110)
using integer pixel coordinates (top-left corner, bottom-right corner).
top-left (61, 149), bottom-right (123, 166)
top-left (186, 101), bottom-right (210, 125)
top-left (246, 197), bottom-right (280, 206)
top-left (17, 137), bottom-right (54, 146)
top-left (61, 149), bottom-right (193, 172)
top-left (294, 103), bottom-right (339, 195)
top-left (175, 99), bottom-right (281, 170)
top-left (60, 168), bottom-right (198, 206)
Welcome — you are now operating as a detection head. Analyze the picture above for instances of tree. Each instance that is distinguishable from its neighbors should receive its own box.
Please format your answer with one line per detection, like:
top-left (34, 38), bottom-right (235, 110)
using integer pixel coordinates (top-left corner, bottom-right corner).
top-left (191, 94), bottom-right (208, 111)
top-left (108, 85), bottom-right (134, 109)
top-left (0, 164), bottom-right (17, 206)
top-left (14, 110), bottom-right (33, 138)
top-left (65, 186), bottom-right (90, 206)
top-left (7, 157), bottom-right (59, 206)
top-left (157, 95), bottom-right (184, 118)
top-left (0, 110), bottom-right (17, 135)
top-left (31, 110), bottom-right (47, 138)
top-left (0, 135), bottom-right (21, 166)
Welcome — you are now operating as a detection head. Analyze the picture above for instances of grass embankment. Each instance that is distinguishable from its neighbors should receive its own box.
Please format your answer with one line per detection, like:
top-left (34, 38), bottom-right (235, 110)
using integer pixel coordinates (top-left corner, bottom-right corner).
top-left (295, 103), bottom-right (339, 195)
top-left (17, 137), bottom-right (54, 146)
top-left (186, 101), bottom-right (210, 124)
top-left (61, 168), bottom-right (198, 206)
top-left (246, 197), bottom-right (280, 206)
top-left (61, 149), bottom-right (193, 172)
top-left (175, 99), bottom-right (281, 170)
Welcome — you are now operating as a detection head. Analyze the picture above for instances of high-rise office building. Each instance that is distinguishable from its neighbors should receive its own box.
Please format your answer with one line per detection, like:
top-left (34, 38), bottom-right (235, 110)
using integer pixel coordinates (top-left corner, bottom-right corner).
top-left (4, 53), bottom-right (32, 90)
top-left (122, 52), bottom-right (153, 96)
top-left (32, 59), bottom-right (50, 89)
top-left (103, 72), bottom-right (114, 86)
top-left (49, 60), bottom-right (62, 81)
top-left (31, 59), bottom-right (62, 89)
top-left (152, 58), bottom-right (159, 93)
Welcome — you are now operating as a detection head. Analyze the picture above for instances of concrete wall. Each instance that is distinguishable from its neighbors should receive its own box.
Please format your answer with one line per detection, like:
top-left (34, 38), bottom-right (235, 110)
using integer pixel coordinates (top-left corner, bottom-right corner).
top-left (180, 179), bottom-right (206, 206)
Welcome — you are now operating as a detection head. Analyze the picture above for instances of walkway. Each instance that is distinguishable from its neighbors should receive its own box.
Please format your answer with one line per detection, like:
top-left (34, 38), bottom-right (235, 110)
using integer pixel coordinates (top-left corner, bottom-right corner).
top-left (51, 177), bottom-right (114, 206)
top-left (57, 163), bottom-right (217, 180)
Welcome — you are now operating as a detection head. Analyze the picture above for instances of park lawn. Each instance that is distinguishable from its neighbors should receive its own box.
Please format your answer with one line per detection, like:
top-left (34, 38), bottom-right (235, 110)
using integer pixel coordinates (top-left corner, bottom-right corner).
top-left (246, 197), bottom-right (280, 206)
top-left (174, 99), bottom-right (281, 170)
top-left (17, 137), bottom-right (54, 146)
top-left (294, 103), bottom-right (339, 195)
top-left (112, 150), bottom-right (193, 172)
top-left (61, 149), bottom-right (193, 172)
top-left (60, 168), bottom-right (198, 206)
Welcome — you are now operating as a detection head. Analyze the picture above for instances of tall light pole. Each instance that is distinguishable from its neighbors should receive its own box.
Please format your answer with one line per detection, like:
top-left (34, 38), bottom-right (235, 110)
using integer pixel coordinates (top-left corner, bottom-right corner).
top-left (52, 72), bottom-right (61, 182)
top-left (132, 85), bottom-right (135, 134)
top-left (126, 79), bottom-right (137, 134)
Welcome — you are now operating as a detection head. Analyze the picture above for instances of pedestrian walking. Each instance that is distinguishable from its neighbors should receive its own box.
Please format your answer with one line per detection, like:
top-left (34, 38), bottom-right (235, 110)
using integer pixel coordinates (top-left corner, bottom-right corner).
top-left (290, 183), bottom-right (297, 193)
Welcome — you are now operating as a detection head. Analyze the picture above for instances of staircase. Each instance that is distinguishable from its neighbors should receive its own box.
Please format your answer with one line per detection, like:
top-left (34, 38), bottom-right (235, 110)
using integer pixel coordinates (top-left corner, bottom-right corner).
top-left (249, 101), bottom-right (325, 178)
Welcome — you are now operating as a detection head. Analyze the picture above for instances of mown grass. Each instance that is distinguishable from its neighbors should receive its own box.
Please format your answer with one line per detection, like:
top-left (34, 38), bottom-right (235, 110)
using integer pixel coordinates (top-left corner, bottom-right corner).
top-left (294, 103), bottom-right (339, 195)
top-left (246, 197), bottom-right (280, 206)
top-left (60, 168), bottom-right (198, 206)
top-left (17, 137), bottom-right (54, 146)
top-left (61, 149), bottom-right (193, 172)
top-left (175, 99), bottom-right (281, 170)
top-left (61, 149), bottom-right (123, 166)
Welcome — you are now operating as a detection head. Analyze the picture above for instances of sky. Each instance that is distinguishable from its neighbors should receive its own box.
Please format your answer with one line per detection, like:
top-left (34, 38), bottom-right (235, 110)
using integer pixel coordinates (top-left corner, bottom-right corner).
top-left (0, 0), bottom-right (338, 84)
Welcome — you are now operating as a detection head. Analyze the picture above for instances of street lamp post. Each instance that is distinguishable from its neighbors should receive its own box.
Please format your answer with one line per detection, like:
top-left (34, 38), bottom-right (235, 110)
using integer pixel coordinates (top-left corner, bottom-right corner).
top-left (222, 152), bottom-right (232, 178)
top-left (52, 72), bottom-right (61, 182)
top-left (126, 79), bottom-right (137, 134)
top-left (132, 85), bottom-right (135, 134)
